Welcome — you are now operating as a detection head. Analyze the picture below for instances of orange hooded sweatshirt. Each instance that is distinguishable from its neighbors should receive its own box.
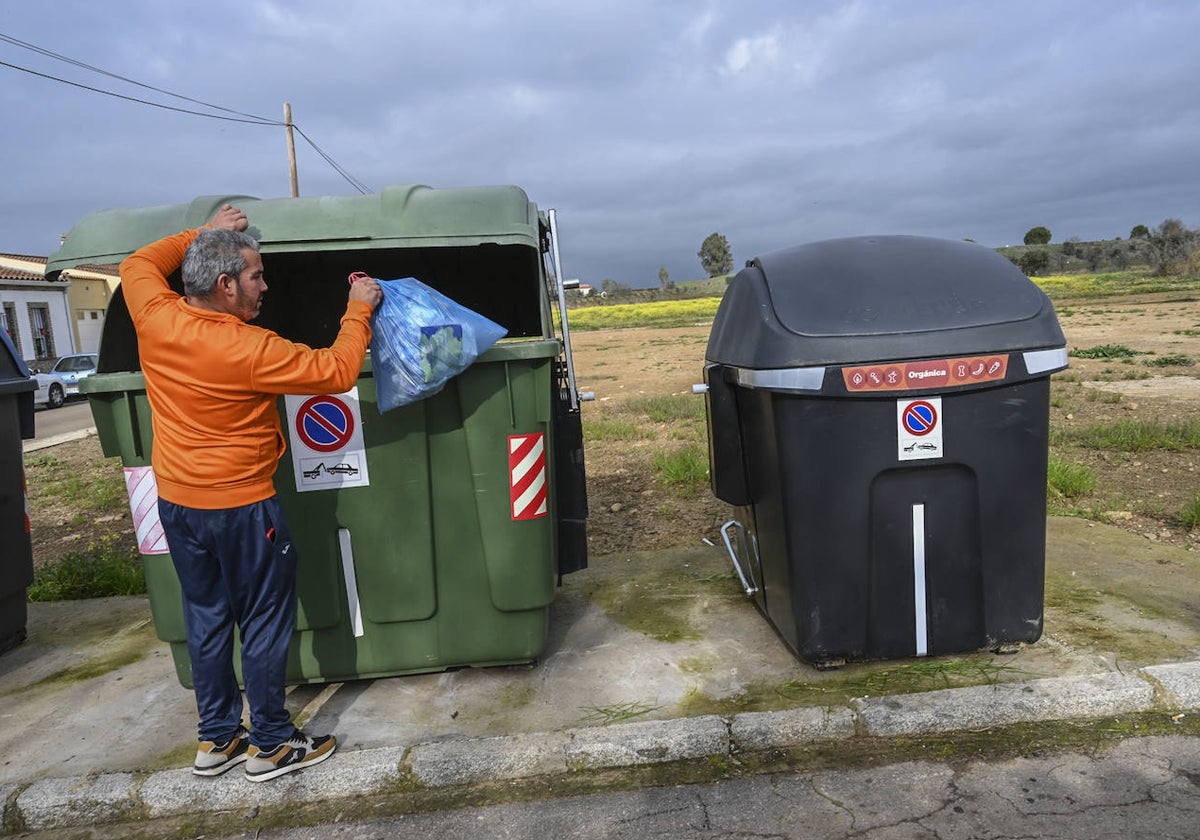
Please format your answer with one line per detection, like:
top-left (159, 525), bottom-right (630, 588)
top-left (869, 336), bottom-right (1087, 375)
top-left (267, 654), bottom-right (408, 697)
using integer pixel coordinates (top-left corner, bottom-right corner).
top-left (121, 227), bottom-right (372, 509)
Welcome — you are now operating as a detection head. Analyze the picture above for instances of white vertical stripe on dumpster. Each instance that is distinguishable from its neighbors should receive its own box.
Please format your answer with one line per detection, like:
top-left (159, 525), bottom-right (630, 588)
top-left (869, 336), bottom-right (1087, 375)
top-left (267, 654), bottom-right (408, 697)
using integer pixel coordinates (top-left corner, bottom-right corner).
top-left (337, 528), bottom-right (364, 638)
top-left (912, 504), bottom-right (928, 657)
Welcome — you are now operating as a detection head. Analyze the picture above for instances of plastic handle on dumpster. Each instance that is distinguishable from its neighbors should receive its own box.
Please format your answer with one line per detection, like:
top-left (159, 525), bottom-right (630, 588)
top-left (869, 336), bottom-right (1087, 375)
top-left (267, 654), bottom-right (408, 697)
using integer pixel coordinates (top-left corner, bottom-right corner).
top-left (348, 271), bottom-right (371, 286)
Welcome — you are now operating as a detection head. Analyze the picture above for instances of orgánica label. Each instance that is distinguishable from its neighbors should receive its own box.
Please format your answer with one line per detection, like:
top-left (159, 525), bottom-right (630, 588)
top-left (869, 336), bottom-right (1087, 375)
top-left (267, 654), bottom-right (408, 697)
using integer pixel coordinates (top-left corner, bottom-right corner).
top-left (842, 355), bottom-right (1008, 392)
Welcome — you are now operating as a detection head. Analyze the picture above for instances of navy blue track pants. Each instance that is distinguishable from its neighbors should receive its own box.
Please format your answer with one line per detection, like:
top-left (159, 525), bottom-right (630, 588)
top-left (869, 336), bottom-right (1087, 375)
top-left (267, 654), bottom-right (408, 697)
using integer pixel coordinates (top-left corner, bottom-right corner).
top-left (159, 496), bottom-right (299, 748)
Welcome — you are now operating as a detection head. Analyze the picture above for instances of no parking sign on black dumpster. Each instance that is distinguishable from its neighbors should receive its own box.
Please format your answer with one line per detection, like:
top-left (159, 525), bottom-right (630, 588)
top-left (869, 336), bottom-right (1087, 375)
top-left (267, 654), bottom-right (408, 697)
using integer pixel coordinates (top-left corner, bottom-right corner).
top-left (701, 235), bottom-right (1068, 668)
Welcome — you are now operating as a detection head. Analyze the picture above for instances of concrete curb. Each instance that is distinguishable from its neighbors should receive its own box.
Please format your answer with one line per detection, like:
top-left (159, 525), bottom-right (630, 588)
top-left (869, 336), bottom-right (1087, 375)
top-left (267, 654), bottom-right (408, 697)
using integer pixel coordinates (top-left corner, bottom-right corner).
top-left (21, 426), bottom-right (96, 453)
top-left (853, 672), bottom-right (1156, 736)
top-left (6, 660), bottom-right (1198, 833)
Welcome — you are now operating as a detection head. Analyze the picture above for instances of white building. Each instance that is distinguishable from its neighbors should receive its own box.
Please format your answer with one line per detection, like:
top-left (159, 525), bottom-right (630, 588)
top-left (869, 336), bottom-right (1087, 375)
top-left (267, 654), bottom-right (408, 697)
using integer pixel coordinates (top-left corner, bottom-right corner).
top-left (0, 254), bottom-right (75, 365)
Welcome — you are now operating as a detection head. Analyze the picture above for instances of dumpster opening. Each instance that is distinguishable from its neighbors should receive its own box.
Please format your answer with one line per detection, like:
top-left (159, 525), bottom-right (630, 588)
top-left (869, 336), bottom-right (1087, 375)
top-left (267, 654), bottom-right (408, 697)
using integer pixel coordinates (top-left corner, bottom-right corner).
top-left (98, 243), bottom-right (544, 374)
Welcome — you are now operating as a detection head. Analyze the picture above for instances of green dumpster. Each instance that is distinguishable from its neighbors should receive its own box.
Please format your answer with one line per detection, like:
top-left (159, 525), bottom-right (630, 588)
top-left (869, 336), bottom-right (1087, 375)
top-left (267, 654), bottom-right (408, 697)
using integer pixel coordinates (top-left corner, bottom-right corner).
top-left (54, 185), bottom-right (589, 687)
top-left (0, 328), bottom-right (36, 654)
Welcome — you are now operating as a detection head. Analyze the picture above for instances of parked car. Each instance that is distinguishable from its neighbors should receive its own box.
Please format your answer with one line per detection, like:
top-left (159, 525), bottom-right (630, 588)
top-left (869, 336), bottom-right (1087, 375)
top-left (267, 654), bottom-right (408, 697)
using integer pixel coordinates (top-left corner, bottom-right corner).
top-left (33, 353), bottom-right (98, 409)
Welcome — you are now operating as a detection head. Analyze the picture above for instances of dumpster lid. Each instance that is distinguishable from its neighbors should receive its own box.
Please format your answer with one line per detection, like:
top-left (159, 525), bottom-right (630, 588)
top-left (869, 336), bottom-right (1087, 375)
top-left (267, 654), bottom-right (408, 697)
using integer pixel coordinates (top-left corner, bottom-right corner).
top-left (45, 185), bottom-right (542, 275)
top-left (707, 235), bottom-right (1066, 369)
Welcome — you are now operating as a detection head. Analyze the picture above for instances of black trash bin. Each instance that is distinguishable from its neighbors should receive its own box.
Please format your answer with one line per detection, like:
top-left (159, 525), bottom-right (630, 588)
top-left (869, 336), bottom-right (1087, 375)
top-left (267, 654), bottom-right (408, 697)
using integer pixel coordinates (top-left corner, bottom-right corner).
top-left (703, 235), bottom-right (1068, 667)
top-left (0, 328), bottom-right (36, 654)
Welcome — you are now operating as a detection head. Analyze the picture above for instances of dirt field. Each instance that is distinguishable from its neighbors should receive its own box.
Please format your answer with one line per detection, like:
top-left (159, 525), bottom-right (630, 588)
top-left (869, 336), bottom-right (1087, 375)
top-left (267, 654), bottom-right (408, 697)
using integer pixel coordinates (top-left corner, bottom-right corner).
top-left (23, 292), bottom-right (1200, 571)
top-left (571, 292), bottom-right (1200, 558)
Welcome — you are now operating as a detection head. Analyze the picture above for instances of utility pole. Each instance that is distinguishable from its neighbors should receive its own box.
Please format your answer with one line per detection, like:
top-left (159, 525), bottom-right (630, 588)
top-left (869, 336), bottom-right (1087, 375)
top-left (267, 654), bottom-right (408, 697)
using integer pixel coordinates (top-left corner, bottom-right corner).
top-left (284, 102), bottom-right (299, 197)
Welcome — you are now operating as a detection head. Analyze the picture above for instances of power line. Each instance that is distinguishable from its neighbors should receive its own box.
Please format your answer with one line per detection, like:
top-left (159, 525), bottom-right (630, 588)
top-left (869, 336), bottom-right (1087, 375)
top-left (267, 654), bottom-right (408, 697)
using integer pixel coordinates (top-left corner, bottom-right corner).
top-left (0, 58), bottom-right (279, 125)
top-left (294, 126), bottom-right (371, 195)
top-left (0, 32), bottom-right (276, 123)
top-left (0, 34), bottom-right (373, 194)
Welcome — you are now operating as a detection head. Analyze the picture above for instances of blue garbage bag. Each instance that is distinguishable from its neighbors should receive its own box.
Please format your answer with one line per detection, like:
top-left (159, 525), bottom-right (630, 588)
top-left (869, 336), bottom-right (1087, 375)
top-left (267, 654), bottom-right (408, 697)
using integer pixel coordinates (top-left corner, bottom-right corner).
top-left (360, 274), bottom-right (507, 413)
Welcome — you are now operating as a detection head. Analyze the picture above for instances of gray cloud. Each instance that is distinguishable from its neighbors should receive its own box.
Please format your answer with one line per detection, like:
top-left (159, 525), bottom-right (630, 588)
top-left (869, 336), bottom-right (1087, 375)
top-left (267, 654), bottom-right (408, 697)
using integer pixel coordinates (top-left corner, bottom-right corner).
top-left (2, 1), bottom-right (1197, 286)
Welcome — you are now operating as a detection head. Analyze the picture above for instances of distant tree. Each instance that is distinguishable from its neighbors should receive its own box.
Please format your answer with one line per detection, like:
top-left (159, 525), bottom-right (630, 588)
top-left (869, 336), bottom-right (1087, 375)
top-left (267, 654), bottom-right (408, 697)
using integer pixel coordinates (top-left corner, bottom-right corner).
top-left (1061, 236), bottom-right (1081, 257)
top-left (658, 266), bottom-right (674, 290)
top-left (1023, 226), bottom-right (1052, 245)
top-left (1130, 224), bottom-right (1150, 239)
top-left (698, 232), bottom-right (733, 277)
top-left (1146, 218), bottom-right (1196, 276)
top-left (1018, 249), bottom-right (1051, 276)
top-left (600, 278), bottom-right (632, 295)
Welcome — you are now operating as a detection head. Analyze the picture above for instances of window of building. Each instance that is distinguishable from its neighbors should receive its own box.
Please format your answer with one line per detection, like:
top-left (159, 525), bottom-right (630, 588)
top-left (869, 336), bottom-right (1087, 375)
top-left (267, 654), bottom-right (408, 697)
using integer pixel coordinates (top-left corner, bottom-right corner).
top-left (28, 304), bottom-right (55, 359)
top-left (2, 302), bottom-right (18, 351)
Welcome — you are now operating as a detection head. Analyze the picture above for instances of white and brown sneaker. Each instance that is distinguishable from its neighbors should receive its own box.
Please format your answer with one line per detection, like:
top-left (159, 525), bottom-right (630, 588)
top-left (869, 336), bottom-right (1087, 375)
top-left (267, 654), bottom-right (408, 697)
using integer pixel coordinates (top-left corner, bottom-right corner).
top-left (193, 726), bottom-right (250, 776)
top-left (244, 731), bottom-right (337, 782)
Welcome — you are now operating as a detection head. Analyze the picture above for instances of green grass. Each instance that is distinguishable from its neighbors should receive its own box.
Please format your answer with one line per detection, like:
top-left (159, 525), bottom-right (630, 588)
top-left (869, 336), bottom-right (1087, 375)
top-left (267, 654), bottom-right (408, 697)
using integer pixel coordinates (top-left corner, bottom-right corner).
top-left (1047, 457), bottom-right (1096, 501)
top-left (1034, 271), bottom-right (1200, 300)
top-left (24, 453), bottom-right (127, 510)
top-left (675, 275), bottom-right (733, 296)
top-left (577, 701), bottom-right (661, 726)
top-left (651, 445), bottom-right (710, 496)
top-left (583, 417), bottom-right (652, 441)
top-left (1084, 389), bottom-right (1123, 403)
top-left (1070, 344), bottom-right (1140, 359)
top-left (625, 393), bottom-right (707, 424)
top-left (764, 658), bottom-right (1033, 707)
top-left (1051, 419), bottom-right (1200, 451)
top-left (1144, 353), bottom-right (1194, 367)
top-left (1180, 495), bottom-right (1200, 530)
top-left (28, 536), bottom-right (146, 601)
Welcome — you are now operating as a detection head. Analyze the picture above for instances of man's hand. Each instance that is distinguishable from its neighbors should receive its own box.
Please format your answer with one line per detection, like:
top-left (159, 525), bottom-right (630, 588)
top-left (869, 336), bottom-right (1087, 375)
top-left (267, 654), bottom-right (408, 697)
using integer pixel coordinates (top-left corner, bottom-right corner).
top-left (348, 275), bottom-right (383, 310)
top-left (209, 204), bottom-right (249, 232)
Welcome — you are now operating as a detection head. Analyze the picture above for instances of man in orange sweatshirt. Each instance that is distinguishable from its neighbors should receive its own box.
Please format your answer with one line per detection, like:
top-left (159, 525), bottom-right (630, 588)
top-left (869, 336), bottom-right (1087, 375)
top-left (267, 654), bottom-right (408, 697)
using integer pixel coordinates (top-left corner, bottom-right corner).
top-left (121, 204), bottom-right (382, 782)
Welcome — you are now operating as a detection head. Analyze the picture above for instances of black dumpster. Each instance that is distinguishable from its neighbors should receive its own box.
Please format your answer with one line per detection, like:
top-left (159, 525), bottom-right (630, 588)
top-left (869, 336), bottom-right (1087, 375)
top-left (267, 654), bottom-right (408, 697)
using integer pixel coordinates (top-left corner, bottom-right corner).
top-left (702, 235), bottom-right (1068, 667)
top-left (0, 328), bottom-right (36, 654)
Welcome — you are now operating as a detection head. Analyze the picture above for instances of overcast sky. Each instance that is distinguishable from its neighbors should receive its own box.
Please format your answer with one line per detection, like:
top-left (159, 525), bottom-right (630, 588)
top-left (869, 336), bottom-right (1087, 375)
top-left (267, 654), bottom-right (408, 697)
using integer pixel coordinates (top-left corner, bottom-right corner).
top-left (2, 1), bottom-right (1198, 287)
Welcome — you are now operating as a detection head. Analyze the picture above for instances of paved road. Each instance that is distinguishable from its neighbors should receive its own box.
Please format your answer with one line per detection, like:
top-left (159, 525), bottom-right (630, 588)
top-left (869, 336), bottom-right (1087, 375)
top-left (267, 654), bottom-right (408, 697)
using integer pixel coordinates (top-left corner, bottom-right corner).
top-left (25, 399), bottom-right (93, 449)
top-left (215, 735), bottom-right (1198, 840)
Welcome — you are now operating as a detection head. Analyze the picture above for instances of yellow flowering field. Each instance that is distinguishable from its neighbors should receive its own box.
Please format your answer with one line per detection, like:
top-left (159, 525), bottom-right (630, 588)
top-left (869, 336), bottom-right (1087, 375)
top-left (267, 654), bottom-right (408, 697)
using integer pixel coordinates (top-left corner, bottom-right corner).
top-left (564, 297), bottom-right (723, 331)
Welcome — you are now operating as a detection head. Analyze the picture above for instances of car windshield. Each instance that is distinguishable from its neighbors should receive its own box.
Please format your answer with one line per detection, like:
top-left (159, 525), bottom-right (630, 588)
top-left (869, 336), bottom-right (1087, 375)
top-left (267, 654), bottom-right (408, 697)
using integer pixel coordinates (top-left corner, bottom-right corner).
top-left (53, 356), bottom-right (96, 372)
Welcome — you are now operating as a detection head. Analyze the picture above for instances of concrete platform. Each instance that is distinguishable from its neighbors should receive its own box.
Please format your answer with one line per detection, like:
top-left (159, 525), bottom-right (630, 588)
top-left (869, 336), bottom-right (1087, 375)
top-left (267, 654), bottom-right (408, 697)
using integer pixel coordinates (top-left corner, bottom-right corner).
top-left (2, 517), bottom-right (1198, 833)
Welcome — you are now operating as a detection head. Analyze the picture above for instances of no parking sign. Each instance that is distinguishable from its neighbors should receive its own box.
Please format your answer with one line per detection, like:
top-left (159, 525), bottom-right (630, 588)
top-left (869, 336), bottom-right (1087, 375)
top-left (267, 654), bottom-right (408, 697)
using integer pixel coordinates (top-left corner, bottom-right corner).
top-left (284, 388), bottom-right (370, 491)
top-left (897, 397), bottom-right (943, 461)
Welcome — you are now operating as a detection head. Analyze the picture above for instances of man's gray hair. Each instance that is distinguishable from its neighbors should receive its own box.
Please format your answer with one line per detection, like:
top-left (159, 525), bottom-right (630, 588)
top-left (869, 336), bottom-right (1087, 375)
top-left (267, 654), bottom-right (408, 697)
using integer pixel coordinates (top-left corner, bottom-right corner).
top-left (182, 229), bottom-right (261, 297)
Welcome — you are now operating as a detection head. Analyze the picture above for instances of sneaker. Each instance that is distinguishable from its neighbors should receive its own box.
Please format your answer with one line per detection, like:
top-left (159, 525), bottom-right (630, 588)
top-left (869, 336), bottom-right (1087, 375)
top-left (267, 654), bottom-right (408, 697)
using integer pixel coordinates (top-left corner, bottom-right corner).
top-left (193, 726), bottom-right (250, 776)
top-left (244, 731), bottom-right (337, 782)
